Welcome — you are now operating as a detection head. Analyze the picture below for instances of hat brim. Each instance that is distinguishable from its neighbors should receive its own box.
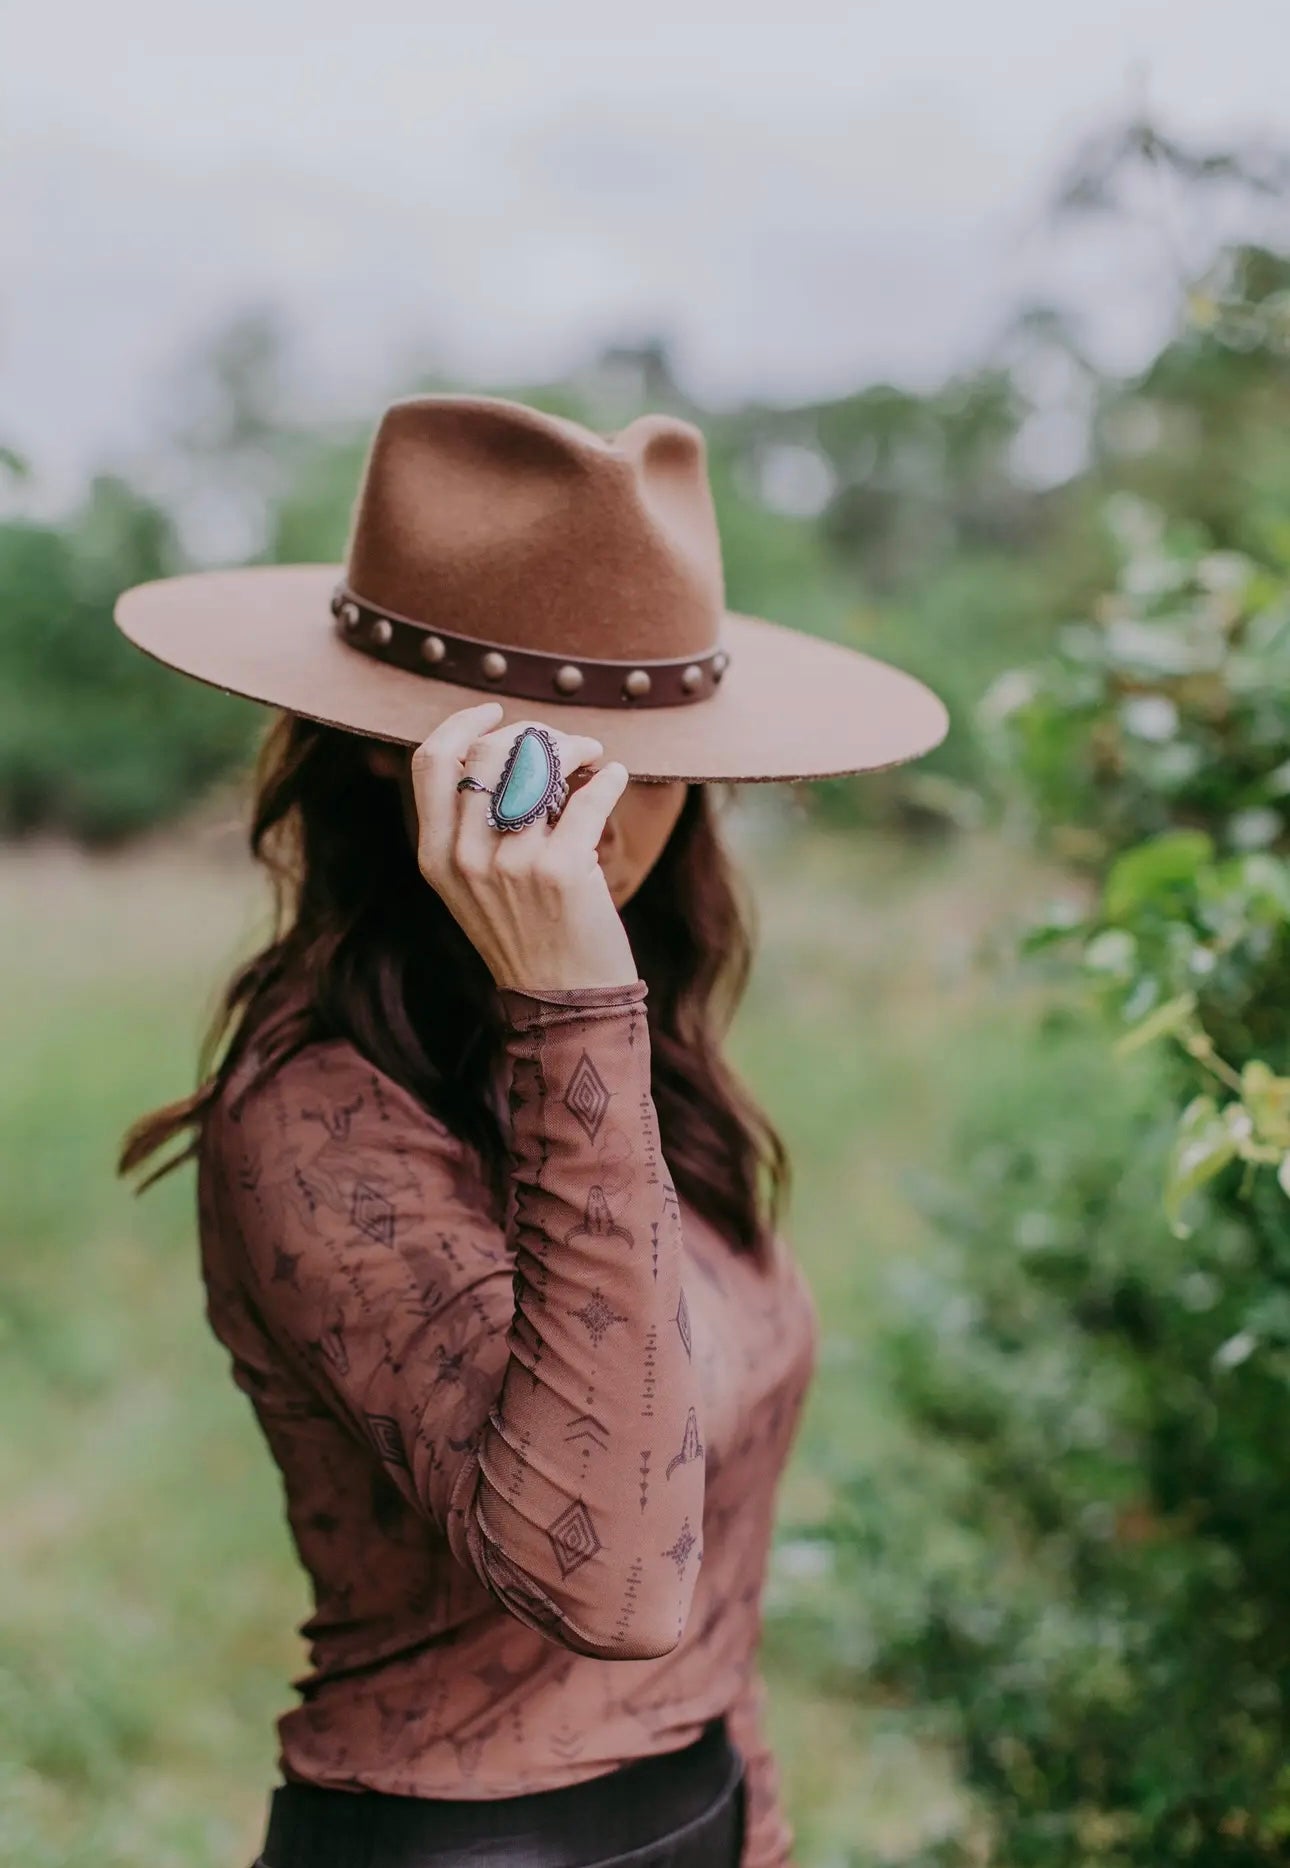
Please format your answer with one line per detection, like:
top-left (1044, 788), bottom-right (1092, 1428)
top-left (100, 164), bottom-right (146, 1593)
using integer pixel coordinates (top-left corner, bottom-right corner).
top-left (114, 564), bottom-right (949, 784)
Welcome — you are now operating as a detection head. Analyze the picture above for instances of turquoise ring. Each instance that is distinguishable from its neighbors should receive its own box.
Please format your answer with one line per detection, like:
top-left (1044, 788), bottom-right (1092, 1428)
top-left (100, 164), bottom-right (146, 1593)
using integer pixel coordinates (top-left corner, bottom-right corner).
top-left (456, 725), bottom-right (569, 833)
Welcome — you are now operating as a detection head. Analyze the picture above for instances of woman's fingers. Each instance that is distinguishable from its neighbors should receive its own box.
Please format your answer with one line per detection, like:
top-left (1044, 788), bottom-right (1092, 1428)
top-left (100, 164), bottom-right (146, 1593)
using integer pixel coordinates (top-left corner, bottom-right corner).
top-left (412, 710), bottom-right (637, 991)
top-left (454, 722), bottom-right (604, 873)
top-left (546, 760), bottom-right (630, 857)
top-left (461, 727), bottom-right (604, 780)
top-left (410, 701), bottom-right (505, 878)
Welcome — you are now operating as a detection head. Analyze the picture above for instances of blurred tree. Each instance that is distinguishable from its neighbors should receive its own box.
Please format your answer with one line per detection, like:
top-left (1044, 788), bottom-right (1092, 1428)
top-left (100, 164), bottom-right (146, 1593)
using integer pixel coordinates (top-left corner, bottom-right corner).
top-left (0, 475), bottom-right (255, 843)
top-left (161, 304), bottom-right (308, 564)
top-left (1084, 244), bottom-right (1290, 555)
top-left (1052, 112), bottom-right (1290, 221)
top-left (0, 444), bottom-right (32, 486)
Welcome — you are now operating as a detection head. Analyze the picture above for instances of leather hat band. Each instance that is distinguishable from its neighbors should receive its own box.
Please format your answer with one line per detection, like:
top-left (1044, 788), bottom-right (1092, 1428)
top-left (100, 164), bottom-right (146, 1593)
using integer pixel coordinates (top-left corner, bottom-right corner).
top-left (331, 584), bottom-right (730, 709)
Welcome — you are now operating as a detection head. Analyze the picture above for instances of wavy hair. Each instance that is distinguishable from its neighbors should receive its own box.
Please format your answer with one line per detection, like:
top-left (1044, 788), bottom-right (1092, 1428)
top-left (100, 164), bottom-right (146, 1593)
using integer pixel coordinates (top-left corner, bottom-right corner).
top-left (119, 714), bottom-right (790, 1264)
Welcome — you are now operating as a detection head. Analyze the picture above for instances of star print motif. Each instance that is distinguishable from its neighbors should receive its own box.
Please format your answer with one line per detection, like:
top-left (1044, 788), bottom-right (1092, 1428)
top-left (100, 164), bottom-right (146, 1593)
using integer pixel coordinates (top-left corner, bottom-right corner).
top-left (662, 1517), bottom-right (698, 1576)
top-left (272, 1245), bottom-right (302, 1285)
top-left (572, 1288), bottom-right (629, 1346)
top-left (433, 1343), bottom-right (466, 1384)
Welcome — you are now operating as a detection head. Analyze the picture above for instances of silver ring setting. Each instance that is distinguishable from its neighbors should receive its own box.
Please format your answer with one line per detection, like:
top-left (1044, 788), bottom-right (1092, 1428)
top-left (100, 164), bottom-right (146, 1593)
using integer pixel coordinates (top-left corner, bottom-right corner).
top-left (456, 725), bottom-right (569, 833)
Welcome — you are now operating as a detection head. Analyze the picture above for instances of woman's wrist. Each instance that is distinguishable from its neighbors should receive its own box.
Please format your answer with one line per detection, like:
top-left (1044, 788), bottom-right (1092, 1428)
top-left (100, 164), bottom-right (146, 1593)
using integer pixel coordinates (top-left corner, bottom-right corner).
top-left (497, 976), bottom-right (647, 1031)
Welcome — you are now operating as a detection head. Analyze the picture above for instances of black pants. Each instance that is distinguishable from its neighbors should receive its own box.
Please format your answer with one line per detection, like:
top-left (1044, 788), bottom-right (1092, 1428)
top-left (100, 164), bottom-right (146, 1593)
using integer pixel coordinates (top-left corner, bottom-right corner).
top-left (252, 1715), bottom-right (746, 1867)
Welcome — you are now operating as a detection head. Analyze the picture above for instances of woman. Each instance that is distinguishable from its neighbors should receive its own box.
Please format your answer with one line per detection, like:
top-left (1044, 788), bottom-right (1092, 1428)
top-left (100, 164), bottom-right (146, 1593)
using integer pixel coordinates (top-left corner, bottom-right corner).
top-left (115, 393), bottom-right (947, 1868)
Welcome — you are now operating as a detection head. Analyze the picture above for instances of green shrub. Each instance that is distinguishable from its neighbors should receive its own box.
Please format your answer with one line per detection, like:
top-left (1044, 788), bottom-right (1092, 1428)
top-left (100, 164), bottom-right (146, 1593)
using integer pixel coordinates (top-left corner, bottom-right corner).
top-left (836, 416), bottom-right (1290, 1854)
top-left (0, 478), bottom-right (256, 843)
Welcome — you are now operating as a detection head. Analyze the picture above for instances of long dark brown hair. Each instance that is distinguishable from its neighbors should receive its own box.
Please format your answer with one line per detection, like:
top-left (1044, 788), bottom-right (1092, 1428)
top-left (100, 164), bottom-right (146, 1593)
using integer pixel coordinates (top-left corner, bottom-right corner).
top-left (119, 714), bottom-right (790, 1264)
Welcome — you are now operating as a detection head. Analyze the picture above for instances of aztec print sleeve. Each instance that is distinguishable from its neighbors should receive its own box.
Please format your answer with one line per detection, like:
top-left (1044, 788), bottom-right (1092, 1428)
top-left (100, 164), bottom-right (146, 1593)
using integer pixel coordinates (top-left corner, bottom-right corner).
top-left (211, 978), bottom-right (706, 1660)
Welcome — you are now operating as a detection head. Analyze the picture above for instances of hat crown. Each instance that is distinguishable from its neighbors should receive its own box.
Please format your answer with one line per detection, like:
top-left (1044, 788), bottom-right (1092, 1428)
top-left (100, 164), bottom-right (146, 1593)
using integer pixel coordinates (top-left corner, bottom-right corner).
top-left (345, 395), bottom-right (726, 661)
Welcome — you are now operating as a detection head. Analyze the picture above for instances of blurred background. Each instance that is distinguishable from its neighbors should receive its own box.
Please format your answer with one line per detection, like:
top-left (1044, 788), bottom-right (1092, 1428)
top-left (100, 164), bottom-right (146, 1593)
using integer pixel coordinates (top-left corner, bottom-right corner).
top-left (6, 6), bottom-right (1290, 1864)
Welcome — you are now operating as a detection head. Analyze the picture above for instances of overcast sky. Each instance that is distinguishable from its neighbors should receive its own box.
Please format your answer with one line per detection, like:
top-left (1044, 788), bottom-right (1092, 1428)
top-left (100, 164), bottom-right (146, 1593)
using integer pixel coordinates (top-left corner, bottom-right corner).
top-left (5, 2), bottom-right (1289, 500)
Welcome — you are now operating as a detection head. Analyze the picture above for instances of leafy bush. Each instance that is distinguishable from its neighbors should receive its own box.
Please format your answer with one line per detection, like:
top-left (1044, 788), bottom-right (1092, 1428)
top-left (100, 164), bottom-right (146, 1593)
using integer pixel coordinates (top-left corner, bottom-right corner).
top-left (995, 503), bottom-right (1290, 1224)
top-left (839, 485), bottom-right (1290, 1860)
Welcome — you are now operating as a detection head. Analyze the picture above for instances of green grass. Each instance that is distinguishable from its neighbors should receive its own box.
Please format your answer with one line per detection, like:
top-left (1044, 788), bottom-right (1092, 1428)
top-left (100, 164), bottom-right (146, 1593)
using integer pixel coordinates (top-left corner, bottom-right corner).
top-left (0, 798), bottom-right (1058, 1865)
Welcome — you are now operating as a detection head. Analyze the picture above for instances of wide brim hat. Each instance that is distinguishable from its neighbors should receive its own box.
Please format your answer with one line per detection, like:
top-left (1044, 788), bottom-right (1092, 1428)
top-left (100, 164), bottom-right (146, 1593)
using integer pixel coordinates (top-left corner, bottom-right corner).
top-left (115, 394), bottom-right (948, 784)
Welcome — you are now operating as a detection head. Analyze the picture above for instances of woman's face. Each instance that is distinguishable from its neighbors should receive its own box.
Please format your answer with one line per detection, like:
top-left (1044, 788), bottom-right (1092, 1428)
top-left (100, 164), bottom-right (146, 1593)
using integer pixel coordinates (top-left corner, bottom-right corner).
top-left (366, 743), bottom-right (687, 910)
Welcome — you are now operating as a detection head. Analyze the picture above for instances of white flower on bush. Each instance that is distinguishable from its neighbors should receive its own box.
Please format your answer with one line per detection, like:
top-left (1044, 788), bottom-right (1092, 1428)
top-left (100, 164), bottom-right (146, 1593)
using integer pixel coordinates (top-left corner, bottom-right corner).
top-left (1015, 1210), bottom-right (1059, 1251)
top-left (1104, 490), bottom-right (1163, 553)
top-left (1084, 928), bottom-right (1137, 978)
top-left (1196, 550), bottom-right (1253, 595)
top-left (978, 667), bottom-right (1038, 727)
top-left (1228, 807), bottom-right (1282, 851)
top-left (1119, 695), bottom-right (1180, 741)
top-left (1106, 618), bottom-right (1216, 675)
top-left (1214, 1330), bottom-right (1258, 1372)
top-left (1179, 1271), bottom-right (1221, 1312)
top-left (1121, 553), bottom-right (1190, 599)
top-left (1154, 741), bottom-right (1204, 785)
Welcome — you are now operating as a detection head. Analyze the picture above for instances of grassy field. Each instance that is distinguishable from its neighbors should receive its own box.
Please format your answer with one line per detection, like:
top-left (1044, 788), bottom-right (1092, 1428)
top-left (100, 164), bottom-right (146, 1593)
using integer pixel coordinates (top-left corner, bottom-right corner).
top-left (0, 793), bottom-right (1056, 1866)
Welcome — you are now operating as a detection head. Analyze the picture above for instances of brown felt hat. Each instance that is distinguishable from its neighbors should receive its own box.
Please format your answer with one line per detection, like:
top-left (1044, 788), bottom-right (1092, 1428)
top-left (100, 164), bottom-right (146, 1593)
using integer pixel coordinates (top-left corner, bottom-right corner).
top-left (115, 393), bottom-right (948, 783)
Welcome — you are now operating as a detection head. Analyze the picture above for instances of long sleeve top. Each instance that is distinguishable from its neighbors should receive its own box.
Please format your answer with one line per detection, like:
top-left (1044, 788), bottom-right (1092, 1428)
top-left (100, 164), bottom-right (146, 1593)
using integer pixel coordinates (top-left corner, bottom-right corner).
top-left (197, 977), bottom-right (820, 1867)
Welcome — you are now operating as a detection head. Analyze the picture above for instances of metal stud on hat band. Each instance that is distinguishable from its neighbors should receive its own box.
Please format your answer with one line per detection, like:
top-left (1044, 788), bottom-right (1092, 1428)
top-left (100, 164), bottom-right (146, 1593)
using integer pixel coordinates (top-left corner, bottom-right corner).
top-left (331, 584), bottom-right (730, 709)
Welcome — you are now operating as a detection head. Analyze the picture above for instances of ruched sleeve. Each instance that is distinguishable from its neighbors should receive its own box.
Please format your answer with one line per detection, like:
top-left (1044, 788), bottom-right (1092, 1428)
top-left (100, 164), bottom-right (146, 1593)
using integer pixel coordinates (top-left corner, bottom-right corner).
top-left (207, 978), bottom-right (706, 1661)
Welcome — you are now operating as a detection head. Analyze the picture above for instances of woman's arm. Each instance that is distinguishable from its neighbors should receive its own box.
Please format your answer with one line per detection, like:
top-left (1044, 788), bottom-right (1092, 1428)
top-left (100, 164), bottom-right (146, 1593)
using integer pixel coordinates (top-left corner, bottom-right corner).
top-left (209, 974), bottom-right (705, 1661)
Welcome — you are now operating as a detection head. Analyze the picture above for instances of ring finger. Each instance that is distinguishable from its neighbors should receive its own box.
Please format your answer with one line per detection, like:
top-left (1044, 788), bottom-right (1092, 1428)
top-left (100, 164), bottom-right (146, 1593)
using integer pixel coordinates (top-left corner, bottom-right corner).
top-left (455, 720), bottom-right (605, 864)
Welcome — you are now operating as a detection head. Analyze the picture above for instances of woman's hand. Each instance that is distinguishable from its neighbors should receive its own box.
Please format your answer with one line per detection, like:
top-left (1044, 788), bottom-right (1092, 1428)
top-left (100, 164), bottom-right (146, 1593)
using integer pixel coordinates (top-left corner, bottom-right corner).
top-left (411, 701), bottom-right (638, 993)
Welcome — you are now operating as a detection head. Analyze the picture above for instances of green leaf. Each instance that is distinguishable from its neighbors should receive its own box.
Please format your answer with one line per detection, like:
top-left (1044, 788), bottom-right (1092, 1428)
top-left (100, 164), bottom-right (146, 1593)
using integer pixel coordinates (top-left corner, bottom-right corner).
top-left (1084, 928), bottom-right (1137, 977)
top-left (1114, 992), bottom-right (1198, 1058)
top-left (1103, 831), bottom-right (1216, 923)
top-left (1020, 900), bottom-right (1088, 955)
top-left (1164, 1094), bottom-right (1239, 1238)
top-left (1242, 1061), bottom-right (1290, 1150)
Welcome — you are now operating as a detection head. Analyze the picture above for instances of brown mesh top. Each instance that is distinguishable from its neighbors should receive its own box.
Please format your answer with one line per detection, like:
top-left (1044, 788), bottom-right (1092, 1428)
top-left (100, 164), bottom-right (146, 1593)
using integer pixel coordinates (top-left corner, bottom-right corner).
top-left (197, 977), bottom-right (820, 1867)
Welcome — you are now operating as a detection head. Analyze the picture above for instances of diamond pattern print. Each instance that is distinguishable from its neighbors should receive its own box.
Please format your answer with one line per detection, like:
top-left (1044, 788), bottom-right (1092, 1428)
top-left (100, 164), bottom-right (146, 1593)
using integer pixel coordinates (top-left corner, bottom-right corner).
top-left (352, 1180), bottom-right (396, 1246)
top-left (547, 1498), bottom-right (602, 1576)
top-left (200, 947), bottom-right (815, 1838)
top-left (564, 1052), bottom-right (610, 1141)
top-left (675, 1287), bottom-right (691, 1360)
top-left (366, 1412), bottom-right (410, 1471)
